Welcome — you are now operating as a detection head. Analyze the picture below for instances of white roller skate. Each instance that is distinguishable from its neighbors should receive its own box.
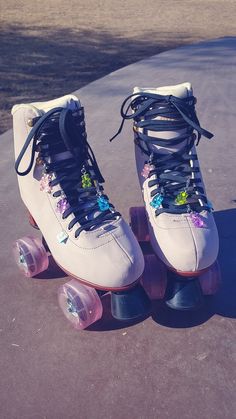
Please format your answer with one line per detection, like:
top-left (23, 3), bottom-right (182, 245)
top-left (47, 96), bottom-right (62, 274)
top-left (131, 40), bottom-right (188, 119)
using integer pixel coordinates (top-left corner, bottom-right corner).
top-left (12, 95), bottom-right (150, 329)
top-left (111, 83), bottom-right (220, 310)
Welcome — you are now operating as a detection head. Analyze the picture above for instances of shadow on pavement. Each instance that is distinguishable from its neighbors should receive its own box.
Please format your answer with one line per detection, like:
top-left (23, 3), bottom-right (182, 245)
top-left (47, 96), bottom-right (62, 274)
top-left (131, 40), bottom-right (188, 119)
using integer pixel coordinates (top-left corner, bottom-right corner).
top-left (213, 208), bottom-right (236, 319)
top-left (35, 255), bottom-right (68, 280)
top-left (88, 293), bottom-right (150, 332)
top-left (0, 24), bottom-right (193, 134)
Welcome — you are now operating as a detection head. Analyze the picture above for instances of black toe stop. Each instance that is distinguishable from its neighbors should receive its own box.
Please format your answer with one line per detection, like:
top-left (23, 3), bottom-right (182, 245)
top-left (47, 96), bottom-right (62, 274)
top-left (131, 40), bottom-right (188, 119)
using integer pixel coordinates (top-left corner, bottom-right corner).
top-left (111, 283), bottom-right (151, 321)
top-left (165, 274), bottom-right (203, 311)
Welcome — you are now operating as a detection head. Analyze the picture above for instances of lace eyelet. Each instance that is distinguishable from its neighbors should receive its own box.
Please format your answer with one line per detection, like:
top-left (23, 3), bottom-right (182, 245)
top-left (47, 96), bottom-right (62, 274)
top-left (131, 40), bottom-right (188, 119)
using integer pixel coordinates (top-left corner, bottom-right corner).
top-left (66, 224), bottom-right (73, 233)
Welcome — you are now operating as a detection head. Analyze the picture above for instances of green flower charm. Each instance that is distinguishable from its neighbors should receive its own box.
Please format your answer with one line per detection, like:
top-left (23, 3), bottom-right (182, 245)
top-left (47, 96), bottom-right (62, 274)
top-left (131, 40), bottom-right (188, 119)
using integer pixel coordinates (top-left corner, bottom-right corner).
top-left (175, 191), bottom-right (188, 205)
top-left (82, 172), bottom-right (92, 188)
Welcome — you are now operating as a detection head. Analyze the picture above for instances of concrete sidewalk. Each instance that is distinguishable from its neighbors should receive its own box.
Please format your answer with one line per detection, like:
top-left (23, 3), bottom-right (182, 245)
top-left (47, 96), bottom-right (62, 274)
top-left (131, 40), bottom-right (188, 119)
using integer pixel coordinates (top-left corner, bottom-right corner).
top-left (1, 0), bottom-right (236, 133)
top-left (0, 38), bottom-right (236, 419)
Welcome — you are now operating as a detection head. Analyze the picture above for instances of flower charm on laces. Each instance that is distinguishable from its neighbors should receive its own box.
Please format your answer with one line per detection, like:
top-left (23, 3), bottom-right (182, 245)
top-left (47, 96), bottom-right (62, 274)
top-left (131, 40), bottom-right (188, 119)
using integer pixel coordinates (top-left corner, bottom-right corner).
top-left (150, 193), bottom-right (164, 209)
top-left (81, 172), bottom-right (92, 188)
top-left (40, 173), bottom-right (52, 193)
top-left (56, 198), bottom-right (69, 214)
top-left (141, 163), bottom-right (153, 179)
top-left (97, 195), bottom-right (110, 211)
top-left (57, 230), bottom-right (69, 244)
top-left (175, 191), bottom-right (188, 205)
top-left (189, 212), bottom-right (206, 228)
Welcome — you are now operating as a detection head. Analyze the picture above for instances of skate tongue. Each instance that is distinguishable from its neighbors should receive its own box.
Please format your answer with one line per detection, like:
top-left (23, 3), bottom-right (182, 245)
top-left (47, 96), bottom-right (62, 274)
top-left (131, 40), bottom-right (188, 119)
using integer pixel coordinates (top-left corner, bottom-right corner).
top-left (133, 83), bottom-right (192, 99)
top-left (43, 98), bottom-right (84, 164)
top-left (32, 95), bottom-right (81, 114)
top-left (133, 83), bottom-right (193, 155)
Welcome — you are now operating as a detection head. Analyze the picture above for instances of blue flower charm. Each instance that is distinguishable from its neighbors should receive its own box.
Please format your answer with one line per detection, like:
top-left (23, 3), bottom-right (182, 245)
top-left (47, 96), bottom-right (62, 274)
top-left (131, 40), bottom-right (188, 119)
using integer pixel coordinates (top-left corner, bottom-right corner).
top-left (97, 196), bottom-right (110, 211)
top-left (150, 193), bottom-right (164, 209)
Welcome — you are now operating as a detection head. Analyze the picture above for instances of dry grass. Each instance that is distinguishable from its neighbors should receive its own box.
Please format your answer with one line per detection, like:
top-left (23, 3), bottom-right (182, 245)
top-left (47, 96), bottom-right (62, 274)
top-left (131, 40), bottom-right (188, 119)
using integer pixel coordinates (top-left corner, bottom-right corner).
top-left (1, 0), bottom-right (236, 133)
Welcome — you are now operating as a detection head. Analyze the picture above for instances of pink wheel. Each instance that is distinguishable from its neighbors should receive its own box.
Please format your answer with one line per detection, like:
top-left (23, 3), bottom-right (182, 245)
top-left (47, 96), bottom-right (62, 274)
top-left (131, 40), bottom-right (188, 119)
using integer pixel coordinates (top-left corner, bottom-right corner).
top-left (199, 260), bottom-right (221, 295)
top-left (13, 236), bottom-right (49, 277)
top-left (140, 254), bottom-right (167, 299)
top-left (130, 206), bottom-right (149, 242)
top-left (58, 279), bottom-right (103, 330)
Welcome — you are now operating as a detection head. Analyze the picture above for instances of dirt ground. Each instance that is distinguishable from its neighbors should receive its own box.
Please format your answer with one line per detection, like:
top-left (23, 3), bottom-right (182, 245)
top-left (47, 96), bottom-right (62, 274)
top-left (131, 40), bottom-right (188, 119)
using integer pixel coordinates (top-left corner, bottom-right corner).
top-left (0, 0), bottom-right (236, 134)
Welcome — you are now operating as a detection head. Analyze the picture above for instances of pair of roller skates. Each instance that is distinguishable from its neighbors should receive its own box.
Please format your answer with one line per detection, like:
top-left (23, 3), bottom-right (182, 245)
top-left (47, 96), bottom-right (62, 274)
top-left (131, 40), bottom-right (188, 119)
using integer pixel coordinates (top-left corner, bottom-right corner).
top-left (12, 82), bottom-right (220, 330)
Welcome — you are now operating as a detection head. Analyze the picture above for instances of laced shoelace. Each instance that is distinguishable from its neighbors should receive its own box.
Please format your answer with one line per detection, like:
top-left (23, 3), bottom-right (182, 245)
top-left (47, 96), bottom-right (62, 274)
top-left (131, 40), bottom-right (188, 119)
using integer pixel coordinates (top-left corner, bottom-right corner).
top-left (110, 92), bottom-right (213, 215)
top-left (15, 106), bottom-right (120, 237)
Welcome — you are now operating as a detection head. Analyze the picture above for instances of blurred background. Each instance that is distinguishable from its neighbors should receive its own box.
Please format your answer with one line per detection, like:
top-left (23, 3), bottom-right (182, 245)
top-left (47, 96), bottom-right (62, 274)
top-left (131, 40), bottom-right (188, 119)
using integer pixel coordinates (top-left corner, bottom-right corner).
top-left (0, 0), bottom-right (236, 134)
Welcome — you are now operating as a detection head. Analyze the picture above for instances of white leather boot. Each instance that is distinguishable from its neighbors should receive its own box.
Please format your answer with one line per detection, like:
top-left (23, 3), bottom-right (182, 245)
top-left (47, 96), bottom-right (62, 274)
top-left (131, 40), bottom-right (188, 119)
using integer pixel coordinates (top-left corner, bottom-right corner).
top-left (110, 83), bottom-right (220, 310)
top-left (12, 95), bottom-right (145, 290)
top-left (131, 82), bottom-right (219, 274)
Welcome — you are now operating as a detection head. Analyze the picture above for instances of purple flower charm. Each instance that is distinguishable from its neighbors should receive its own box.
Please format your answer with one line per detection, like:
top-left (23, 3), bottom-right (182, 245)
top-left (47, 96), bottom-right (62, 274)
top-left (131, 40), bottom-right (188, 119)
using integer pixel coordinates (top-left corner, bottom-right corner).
top-left (141, 163), bottom-right (153, 179)
top-left (40, 173), bottom-right (52, 193)
top-left (56, 198), bottom-right (69, 214)
top-left (189, 212), bottom-right (206, 228)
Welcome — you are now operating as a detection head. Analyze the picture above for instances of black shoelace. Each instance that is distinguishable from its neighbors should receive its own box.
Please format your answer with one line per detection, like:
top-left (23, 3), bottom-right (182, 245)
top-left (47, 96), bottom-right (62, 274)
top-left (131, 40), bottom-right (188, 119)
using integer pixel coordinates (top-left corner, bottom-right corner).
top-left (110, 92), bottom-right (213, 215)
top-left (15, 106), bottom-right (119, 237)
